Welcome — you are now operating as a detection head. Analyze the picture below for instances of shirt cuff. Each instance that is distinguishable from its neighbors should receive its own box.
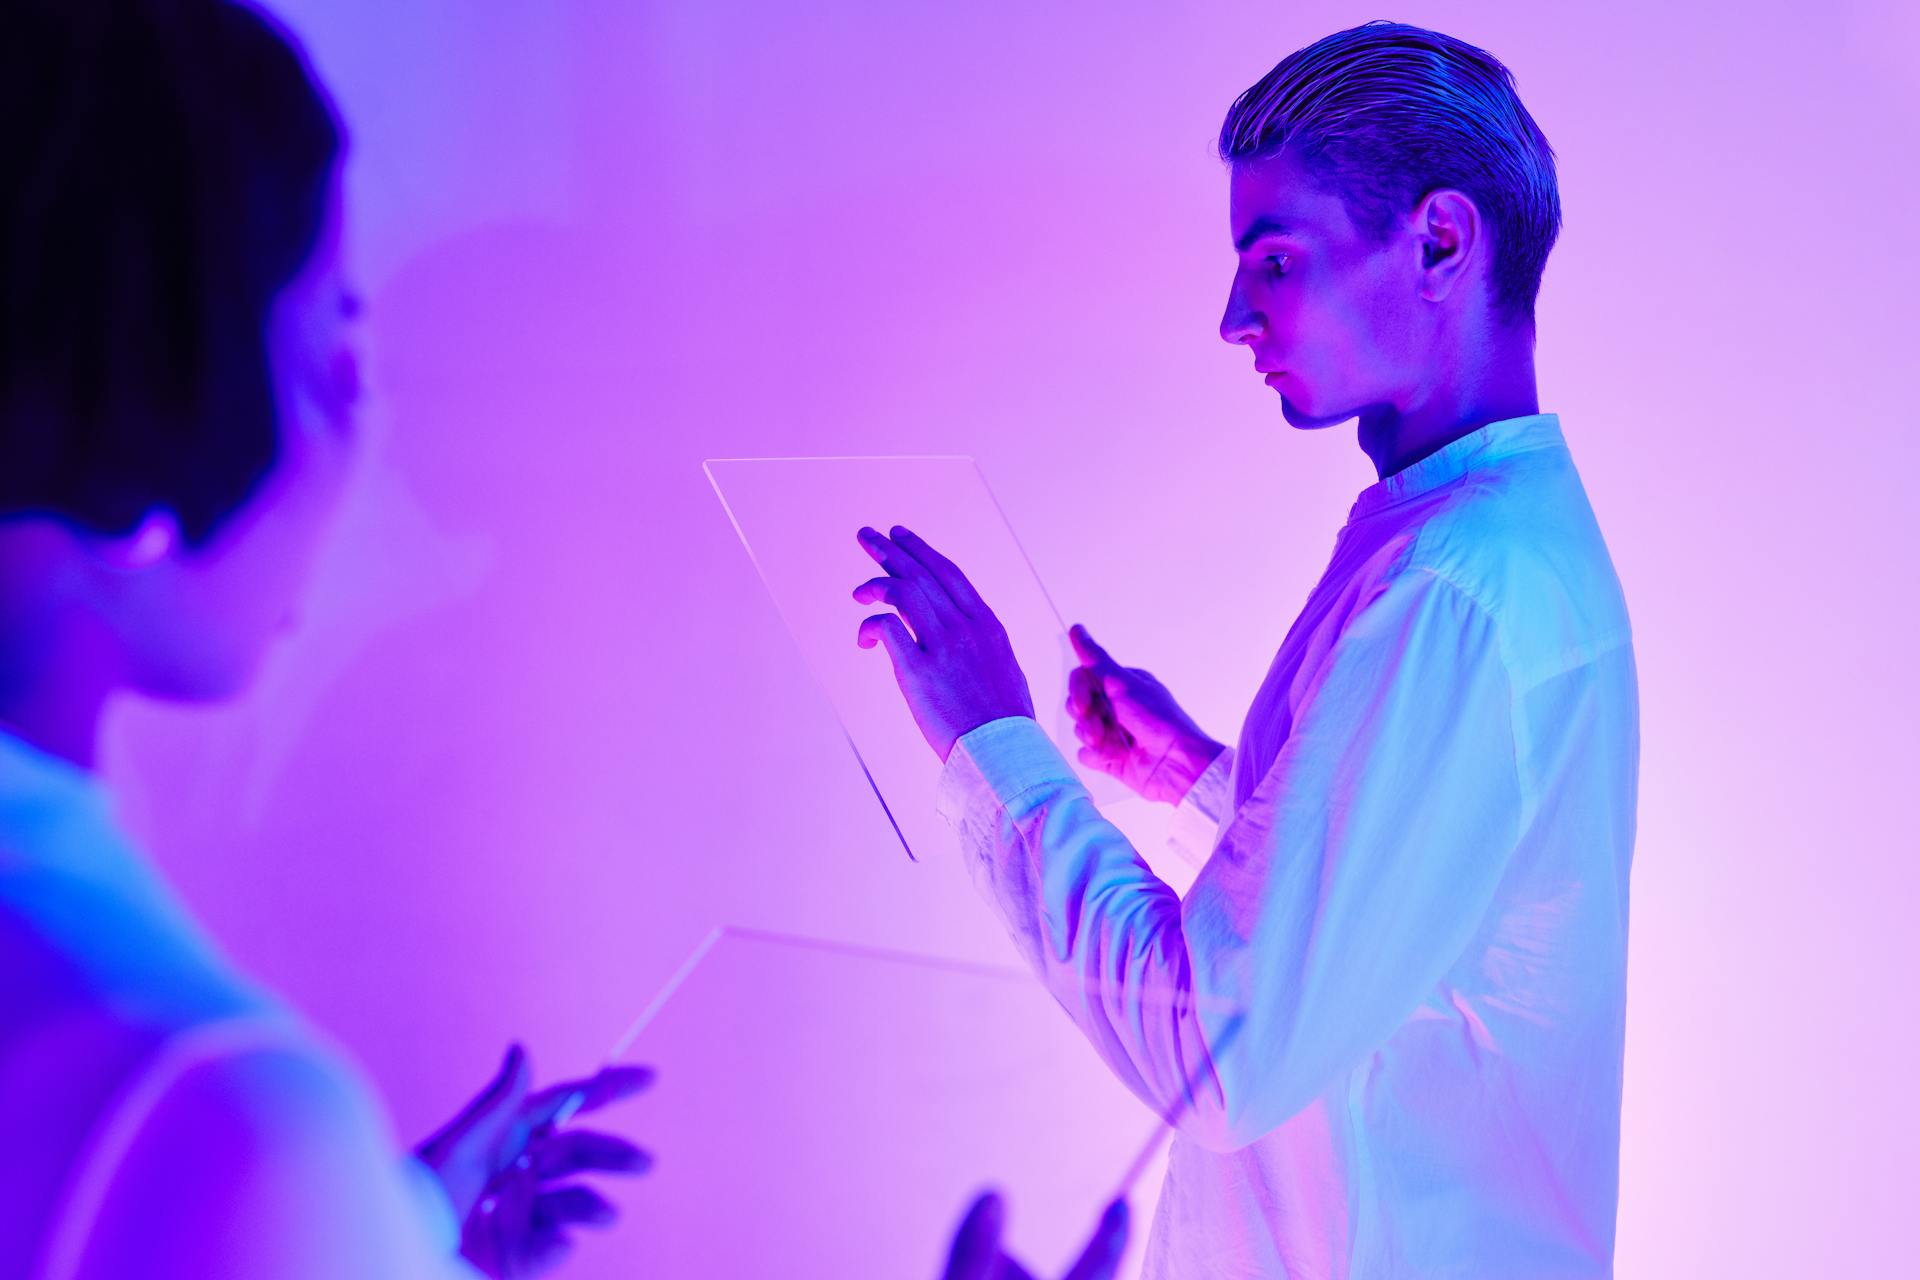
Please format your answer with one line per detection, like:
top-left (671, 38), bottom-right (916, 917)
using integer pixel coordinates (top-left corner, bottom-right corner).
top-left (935, 715), bottom-right (1079, 830)
top-left (1166, 745), bottom-right (1234, 867)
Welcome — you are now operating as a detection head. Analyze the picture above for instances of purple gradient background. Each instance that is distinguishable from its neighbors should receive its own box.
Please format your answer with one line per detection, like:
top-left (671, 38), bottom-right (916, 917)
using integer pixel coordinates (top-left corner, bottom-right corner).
top-left (98, 1), bottom-right (1917, 1275)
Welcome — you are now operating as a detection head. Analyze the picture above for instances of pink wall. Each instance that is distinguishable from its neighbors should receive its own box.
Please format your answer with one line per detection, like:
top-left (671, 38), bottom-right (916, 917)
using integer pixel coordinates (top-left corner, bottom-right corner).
top-left (101, 1), bottom-right (1918, 1275)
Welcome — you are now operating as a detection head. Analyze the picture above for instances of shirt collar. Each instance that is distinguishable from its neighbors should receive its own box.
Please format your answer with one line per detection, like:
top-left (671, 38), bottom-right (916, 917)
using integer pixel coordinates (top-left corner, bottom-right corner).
top-left (1348, 412), bottom-right (1566, 521)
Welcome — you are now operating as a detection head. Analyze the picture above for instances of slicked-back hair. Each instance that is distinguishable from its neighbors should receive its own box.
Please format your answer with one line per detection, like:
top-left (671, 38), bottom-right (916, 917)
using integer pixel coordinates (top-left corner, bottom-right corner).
top-left (1220, 20), bottom-right (1560, 329)
top-left (0, 0), bottom-right (342, 546)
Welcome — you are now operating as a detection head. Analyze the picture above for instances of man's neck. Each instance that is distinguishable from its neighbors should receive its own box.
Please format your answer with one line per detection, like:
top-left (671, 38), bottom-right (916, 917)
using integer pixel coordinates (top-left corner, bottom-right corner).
top-left (1357, 330), bottom-right (1541, 480)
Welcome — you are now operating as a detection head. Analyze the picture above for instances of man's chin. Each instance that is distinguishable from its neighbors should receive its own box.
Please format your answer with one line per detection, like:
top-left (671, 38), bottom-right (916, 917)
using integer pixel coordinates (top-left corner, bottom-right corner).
top-left (1276, 394), bottom-right (1350, 432)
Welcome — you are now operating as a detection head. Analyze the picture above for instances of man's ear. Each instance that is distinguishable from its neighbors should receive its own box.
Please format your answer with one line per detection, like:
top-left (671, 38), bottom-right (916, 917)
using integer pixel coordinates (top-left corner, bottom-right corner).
top-left (84, 509), bottom-right (184, 573)
top-left (1412, 188), bottom-right (1483, 304)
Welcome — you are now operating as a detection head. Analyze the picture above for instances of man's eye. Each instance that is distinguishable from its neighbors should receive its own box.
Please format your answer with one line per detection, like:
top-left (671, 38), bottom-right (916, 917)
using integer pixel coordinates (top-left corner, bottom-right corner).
top-left (1266, 254), bottom-right (1290, 276)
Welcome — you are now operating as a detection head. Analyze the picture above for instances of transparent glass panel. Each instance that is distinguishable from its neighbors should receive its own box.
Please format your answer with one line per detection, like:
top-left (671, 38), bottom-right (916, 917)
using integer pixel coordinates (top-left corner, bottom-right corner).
top-left (566, 925), bottom-right (1241, 1280)
top-left (704, 455), bottom-right (1128, 860)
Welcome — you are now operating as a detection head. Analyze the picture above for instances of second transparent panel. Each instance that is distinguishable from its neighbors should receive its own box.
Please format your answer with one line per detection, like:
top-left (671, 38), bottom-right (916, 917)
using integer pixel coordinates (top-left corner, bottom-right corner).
top-left (566, 925), bottom-right (1237, 1280)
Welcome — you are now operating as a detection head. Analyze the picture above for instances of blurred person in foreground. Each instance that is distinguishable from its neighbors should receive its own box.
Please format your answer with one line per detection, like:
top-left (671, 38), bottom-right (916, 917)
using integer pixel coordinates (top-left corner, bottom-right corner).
top-left (856, 20), bottom-right (1638, 1278)
top-left (0, 3), bottom-right (648, 1275)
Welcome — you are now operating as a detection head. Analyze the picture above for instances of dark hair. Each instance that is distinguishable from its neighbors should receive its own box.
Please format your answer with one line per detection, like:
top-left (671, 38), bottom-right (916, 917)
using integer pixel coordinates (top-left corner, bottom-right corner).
top-left (0, 0), bottom-right (343, 545)
top-left (1219, 20), bottom-right (1561, 329)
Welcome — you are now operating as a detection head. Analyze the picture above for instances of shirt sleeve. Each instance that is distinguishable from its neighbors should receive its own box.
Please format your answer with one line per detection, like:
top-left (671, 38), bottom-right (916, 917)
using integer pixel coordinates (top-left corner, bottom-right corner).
top-left (1165, 744), bottom-right (1234, 868)
top-left (933, 567), bottom-right (1524, 1152)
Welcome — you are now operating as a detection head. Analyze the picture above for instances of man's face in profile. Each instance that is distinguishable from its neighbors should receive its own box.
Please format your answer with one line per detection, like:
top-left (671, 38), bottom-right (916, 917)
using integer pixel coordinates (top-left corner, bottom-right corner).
top-left (1220, 149), bottom-right (1424, 431)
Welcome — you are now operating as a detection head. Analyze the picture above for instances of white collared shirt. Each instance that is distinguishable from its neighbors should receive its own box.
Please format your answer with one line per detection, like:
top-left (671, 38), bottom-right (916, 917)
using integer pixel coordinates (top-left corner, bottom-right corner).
top-left (0, 730), bottom-right (472, 1279)
top-left (938, 413), bottom-right (1639, 1277)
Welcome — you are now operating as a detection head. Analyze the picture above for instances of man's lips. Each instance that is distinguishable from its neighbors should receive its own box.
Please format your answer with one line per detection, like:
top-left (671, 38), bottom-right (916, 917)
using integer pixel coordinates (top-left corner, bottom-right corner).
top-left (1262, 370), bottom-right (1285, 385)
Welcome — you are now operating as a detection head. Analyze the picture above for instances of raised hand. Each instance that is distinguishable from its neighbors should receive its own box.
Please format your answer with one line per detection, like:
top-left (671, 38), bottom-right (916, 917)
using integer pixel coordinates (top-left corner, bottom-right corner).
top-left (942, 1190), bottom-right (1129, 1280)
top-left (415, 1044), bottom-right (653, 1278)
top-left (852, 525), bottom-right (1036, 762)
top-left (1067, 624), bottom-right (1225, 805)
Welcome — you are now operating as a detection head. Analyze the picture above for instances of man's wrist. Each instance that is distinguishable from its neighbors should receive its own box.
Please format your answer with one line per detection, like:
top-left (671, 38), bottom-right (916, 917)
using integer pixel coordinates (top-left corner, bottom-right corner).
top-left (1165, 737), bottom-right (1228, 805)
top-left (940, 715), bottom-right (1076, 810)
top-left (942, 711), bottom-right (1038, 764)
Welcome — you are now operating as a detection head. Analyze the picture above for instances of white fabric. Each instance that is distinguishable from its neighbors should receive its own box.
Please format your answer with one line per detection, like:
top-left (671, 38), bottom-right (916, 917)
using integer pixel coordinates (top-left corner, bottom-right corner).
top-left (937, 413), bottom-right (1639, 1278)
top-left (0, 729), bottom-right (474, 1278)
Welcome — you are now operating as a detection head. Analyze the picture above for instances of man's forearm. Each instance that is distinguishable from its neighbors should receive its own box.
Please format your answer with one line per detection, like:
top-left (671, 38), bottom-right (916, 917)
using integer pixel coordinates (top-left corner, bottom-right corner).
top-left (935, 716), bottom-right (1249, 1150)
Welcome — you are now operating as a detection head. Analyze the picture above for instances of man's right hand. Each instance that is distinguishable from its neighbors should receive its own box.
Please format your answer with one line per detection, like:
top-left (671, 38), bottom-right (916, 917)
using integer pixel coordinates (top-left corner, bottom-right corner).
top-left (1066, 624), bottom-right (1226, 806)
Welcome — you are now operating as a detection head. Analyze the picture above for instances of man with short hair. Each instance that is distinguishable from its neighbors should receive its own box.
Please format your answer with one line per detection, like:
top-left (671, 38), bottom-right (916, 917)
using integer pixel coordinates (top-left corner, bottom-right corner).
top-left (855, 20), bottom-right (1639, 1278)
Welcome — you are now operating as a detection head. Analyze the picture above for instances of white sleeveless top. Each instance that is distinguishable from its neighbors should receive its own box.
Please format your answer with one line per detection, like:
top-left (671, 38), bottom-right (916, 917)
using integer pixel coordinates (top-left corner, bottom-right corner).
top-left (0, 729), bottom-right (471, 1278)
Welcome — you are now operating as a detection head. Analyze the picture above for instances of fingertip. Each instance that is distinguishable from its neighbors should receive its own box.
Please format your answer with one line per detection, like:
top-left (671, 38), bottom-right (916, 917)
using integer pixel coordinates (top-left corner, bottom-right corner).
top-left (500, 1042), bottom-right (530, 1089)
top-left (970, 1187), bottom-right (1006, 1232)
top-left (946, 1188), bottom-right (1006, 1280)
top-left (596, 1063), bottom-right (656, 1099)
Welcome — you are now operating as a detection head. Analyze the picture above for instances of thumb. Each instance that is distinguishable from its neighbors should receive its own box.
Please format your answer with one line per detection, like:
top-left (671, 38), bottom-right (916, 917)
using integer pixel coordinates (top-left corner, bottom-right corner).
top-left (418, 1043), bottom-right (532, 1226)
top-left (464, 1042), bottom-right (533, 1156)
top-left (1069, 623), bottom-right (1112, 670)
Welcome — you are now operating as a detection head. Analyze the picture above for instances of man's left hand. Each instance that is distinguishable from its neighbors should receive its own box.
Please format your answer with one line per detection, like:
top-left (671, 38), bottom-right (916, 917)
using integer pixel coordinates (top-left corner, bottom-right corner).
top-left (852, 525), bottom-right (1035, 761)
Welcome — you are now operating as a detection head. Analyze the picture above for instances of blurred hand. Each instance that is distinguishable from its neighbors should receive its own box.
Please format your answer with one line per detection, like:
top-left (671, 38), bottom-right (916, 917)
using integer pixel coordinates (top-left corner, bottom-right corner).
top-left (942, 1190), bottom-right (1129, 1280)
top-left (853, 525), bottom-right (1036, 762)
top-left (1066, 624), bottom-right (1225, 805)
top-left (415, 1044), bottom-right (653, 1278)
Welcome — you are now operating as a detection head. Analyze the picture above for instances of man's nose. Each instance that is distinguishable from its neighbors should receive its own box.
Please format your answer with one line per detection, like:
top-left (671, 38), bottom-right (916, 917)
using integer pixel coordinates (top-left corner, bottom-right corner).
top-left (1220, 286), bottom-right (1263, 345)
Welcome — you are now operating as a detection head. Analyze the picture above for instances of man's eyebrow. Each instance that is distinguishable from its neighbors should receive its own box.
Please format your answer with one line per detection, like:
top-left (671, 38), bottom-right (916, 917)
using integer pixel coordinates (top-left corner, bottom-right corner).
top-left (1234, 217), bottom-right (1304, 253)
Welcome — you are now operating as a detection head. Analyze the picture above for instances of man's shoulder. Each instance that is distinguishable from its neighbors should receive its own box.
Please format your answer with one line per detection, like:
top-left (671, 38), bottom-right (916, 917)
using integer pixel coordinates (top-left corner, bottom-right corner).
top-left (1396, 455), bottom-right (1633, 684)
